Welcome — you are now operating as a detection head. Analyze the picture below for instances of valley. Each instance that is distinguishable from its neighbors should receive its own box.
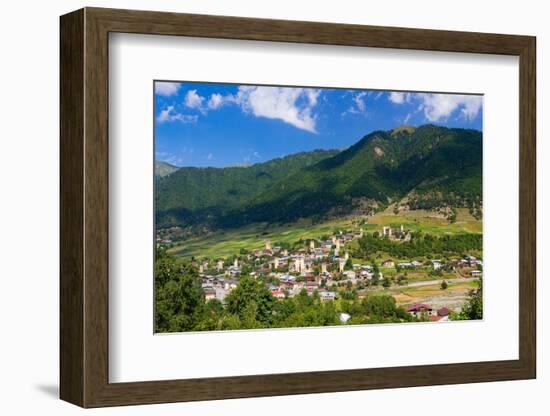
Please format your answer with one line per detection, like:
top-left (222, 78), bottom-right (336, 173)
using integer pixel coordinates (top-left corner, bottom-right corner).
top-left (157, 206), bottom-right (482, 318)
top-left (154, 124), bottom-right (483, 332)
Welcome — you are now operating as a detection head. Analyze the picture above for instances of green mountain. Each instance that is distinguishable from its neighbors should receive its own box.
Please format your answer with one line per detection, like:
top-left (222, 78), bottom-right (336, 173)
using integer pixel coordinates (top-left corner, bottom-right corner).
top-left (156, 149), bottom-right (340, 227)
top-left (155, 161), bottom-right (180, 178)
top-left (156, 125), bottom-right (482, 230)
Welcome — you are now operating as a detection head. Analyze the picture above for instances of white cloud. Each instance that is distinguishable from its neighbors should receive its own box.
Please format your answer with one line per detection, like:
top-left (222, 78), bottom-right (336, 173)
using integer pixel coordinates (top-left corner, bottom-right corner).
top-left (156, 106), bottom-right (198, 124)
top-left (305, 89), bottom-right (321, 106)
top-left (459, 96), bottom-right (483, 121)
top-left (235, 86), bottom-right (320, 133)
top-left (353, 92), bottom-right (368, 113)
top-left (207, 91), bottom-right (241, 110)
top-left (184, 89), bottom-right (205, 111)
top-left (208, 93), bottom-right (225, 109)
top-left (180, 86), bottom-right (321, 132)
top-left (388, 92), bottom-right (411, 104)
top-left (155, 82), bottom-right (180, 97)
top-left (342, 91), bottom-right (368, 116)
top-left (388, 91), bottom-right (482, 123)
top-left (403, 113), bottom-right (412, 124)
top-left (414, 93), bottom-right (482, 122)
top-left (207, 153), bottom-right (213, 161)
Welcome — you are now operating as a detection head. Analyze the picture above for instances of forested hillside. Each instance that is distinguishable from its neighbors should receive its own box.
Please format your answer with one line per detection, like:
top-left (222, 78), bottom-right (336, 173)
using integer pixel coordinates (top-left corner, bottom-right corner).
top-left (156, 149), bottom-right (339, 227)
top-left (156, 125), bottom-right (482, 230)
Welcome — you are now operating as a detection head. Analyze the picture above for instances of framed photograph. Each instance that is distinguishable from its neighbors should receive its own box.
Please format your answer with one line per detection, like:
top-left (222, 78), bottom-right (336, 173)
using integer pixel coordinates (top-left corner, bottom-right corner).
top-left (60, 7), bottom-right (536, 408)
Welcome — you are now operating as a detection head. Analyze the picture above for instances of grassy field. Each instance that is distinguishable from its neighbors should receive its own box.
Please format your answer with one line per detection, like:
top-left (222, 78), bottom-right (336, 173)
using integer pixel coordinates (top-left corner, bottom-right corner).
top-left (169, 217), bottom-right (353, 260)
top-left (379, 268), bottom-right (458, 282)
top-left (389, 280), bottom-right (479, 309)
top-left (168, 208), bottom-right (482, 261)
top-left (363, 207), bottom-right (482, 235)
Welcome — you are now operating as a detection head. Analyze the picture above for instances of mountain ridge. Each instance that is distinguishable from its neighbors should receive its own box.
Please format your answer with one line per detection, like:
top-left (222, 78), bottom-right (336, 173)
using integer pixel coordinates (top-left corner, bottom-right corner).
top-left (156, 124), bottom-right (482, 230)
top-left (156, 149), bottom-right (340, 227)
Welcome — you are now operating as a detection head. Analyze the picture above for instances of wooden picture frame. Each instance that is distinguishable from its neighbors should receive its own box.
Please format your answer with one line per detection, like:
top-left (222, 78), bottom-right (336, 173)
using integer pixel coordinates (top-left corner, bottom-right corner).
top-left (60, 7), bottom-right (536, 408)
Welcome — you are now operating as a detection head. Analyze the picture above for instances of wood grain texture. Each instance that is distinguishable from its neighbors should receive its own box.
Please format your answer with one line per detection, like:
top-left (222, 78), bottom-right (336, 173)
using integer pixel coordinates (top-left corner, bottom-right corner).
top-left (88, 7), bottom-right (532, 54)
top-left (59, 8), bottom-right (84, 407)
top-left (59, 7), bottom-right (537, 408)
top-left (83, 10), bottom-right (110, 406)
top-left (518, 38), bottom-right (537, 376)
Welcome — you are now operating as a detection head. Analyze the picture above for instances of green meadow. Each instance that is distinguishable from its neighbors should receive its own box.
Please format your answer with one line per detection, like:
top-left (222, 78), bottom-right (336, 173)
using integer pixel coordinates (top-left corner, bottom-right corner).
top-left (363, 207), bottom-right (482, 234)
top-left (169, 217), bottom-right (352, 260)
top-left (168, 208), bottom-right (481, 261)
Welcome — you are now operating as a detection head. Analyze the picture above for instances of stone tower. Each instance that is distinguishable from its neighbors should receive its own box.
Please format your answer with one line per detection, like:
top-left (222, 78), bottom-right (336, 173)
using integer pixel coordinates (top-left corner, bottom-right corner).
top-left (338, 259), bottom-right (345, 273)
top-left (294, 257), bottom-right (302, 273)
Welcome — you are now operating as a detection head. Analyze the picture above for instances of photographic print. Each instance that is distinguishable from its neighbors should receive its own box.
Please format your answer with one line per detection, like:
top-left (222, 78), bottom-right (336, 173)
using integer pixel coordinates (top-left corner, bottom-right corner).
top-left (154, 81), bottom-right (483, 333)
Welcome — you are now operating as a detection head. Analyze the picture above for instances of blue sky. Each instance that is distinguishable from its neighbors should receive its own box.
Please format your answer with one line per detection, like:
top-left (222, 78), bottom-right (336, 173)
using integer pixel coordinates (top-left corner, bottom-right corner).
top-left (155, 81), bottom-right (483, 168)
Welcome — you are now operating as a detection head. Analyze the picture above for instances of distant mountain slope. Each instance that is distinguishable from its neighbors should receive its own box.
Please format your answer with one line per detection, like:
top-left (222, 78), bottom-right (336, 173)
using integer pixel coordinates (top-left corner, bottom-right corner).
top-left (156, 124), bottom-right (482, 230)
top-left (156, 149), bottom-right (340, 227)
top-left (218, 125), bottom-right (482, 227)
top-left (155, 161), bottom-right (180, 178)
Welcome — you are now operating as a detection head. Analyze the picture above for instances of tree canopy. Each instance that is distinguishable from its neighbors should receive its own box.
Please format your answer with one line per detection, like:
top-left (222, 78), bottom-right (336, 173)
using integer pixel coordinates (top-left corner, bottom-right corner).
top-left (155, 248), bottom-right (418, 333)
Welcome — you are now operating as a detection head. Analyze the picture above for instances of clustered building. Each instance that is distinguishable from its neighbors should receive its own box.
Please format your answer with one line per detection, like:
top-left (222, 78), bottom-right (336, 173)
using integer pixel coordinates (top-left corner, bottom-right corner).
top-left (185, 225), bottom-right (482, 314)
top-left (197, 228), bottom-right (371, 302)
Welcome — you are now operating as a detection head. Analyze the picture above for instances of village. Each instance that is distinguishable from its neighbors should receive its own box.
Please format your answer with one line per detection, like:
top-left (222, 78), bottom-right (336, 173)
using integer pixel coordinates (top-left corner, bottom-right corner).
top-left (158, 223), bottom-right (483, 322)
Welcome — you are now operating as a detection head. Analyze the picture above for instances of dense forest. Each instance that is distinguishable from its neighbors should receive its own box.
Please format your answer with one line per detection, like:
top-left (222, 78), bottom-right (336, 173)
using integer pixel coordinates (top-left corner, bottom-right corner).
top-left (155, 149), bottom-right (339, 228)
top-left (156, 125), bottom-right (482, 230)
top-left (155, 248), bottom-right (416, 333)
top-left (155, 247), bottom-right (482, 332)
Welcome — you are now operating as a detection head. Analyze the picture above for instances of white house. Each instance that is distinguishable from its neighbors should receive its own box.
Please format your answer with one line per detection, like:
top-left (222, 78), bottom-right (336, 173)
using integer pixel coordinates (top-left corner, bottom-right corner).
top-left (381, 259), bottom-right (395, 268)
top-left (204, 288), bottom-right (216, 301)
top-left (339, 312), bottom-right (351, 323)
top-left (271, 290), bottom-right (286, 299)
top-left (431, 260), bottom-right (442, 270)
top-left (343, 270), bottom-right (357, 280)
top-left (319, 291), bottom-right (336, 302)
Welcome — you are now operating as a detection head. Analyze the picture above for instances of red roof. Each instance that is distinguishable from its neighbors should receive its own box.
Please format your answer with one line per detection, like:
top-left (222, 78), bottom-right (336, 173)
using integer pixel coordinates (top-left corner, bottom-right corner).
top-left (406, 303), bottom-right (433, 312)
top-left (438, 307), bottom-right (450, 316)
